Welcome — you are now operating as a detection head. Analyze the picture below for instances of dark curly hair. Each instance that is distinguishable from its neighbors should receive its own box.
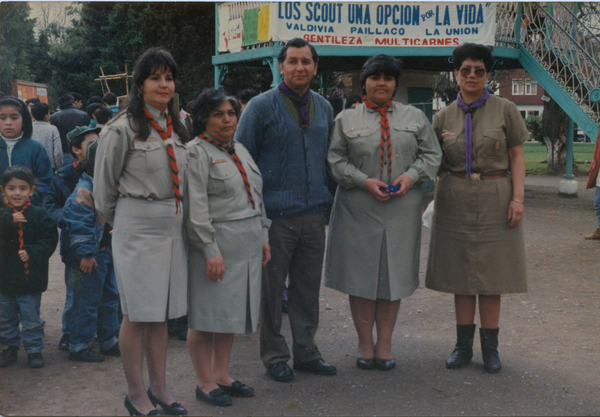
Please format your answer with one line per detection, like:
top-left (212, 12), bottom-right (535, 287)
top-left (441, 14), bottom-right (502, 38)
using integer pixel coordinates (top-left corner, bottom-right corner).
top-left (192, 88), bottom-right (240, 137)
top-left (452, 43), bottom-right (494, 72)
top-left (120, 48), bottom-right (188, 143)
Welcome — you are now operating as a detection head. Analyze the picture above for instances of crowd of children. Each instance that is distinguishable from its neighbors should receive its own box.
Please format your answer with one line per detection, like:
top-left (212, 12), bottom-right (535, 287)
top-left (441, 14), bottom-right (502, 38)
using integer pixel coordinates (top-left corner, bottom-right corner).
top-left (0, 93), bottom-right (119, 368)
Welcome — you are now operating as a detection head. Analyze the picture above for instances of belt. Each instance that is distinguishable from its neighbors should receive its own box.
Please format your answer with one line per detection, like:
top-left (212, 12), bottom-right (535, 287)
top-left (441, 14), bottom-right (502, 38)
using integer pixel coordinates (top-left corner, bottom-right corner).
top-left (448, 171), bottom-right (508, 180)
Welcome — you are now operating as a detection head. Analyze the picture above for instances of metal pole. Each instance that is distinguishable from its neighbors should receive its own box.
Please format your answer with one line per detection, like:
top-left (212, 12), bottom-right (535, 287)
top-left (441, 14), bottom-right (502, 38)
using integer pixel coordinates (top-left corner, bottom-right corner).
top-left (565, 117), bottom-right (574, 179)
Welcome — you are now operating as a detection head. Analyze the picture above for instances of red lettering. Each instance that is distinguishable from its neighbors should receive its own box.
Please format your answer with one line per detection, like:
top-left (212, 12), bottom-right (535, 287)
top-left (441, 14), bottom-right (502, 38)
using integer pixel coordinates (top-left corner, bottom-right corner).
top-left (356, 37), bottom-right (362, 44)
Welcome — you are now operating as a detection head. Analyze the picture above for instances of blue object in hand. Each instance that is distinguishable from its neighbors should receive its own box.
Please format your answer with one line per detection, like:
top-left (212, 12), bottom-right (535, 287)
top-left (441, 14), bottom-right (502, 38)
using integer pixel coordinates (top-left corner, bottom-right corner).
top-left (385, 184), bottom-right (399, 194)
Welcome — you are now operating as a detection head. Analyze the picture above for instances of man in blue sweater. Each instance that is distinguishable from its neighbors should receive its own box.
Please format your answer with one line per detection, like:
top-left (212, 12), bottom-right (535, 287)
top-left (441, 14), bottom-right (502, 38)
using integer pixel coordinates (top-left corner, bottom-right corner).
top-left (236, 38), bottom-right (335, 382)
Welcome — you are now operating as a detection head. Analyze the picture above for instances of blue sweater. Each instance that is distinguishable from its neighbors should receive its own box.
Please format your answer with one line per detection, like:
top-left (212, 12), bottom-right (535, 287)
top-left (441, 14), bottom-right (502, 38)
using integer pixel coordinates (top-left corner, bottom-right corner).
top-left (0, 136), bottom-right (53, 202)
top-left (235, 88), bottom-right (334, 219)
top-left (43, 162), bottom-right (80, 227)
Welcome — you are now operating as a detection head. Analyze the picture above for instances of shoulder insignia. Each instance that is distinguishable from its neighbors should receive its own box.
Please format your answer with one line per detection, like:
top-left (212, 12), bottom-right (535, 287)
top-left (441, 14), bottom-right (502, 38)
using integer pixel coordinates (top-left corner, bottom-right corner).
top-left (105, 125), bottom-right (121, 135)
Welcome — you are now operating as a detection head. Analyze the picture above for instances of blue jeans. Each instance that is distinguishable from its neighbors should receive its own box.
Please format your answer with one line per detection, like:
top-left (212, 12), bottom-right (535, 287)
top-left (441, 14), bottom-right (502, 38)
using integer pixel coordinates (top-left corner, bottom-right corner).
top-left (68, 248), bottom-right (119, 353)
top-left (595, 187), bottom-right (600, 228)
top-left (0, 292), bottom-right (45, 354)
top-left (62, 267), bottom-right (74, 335)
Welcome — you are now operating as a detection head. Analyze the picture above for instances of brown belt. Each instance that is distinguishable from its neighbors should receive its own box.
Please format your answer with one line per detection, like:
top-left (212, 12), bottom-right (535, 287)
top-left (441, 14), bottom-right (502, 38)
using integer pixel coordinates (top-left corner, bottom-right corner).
top-left (448, 171), bottom-right (508, 180)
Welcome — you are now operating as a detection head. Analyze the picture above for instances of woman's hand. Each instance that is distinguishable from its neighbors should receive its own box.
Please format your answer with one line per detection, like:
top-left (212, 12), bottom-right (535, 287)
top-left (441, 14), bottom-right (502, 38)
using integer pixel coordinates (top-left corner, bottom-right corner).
top-left (206, 254), bottom-right (225, 282)
top-left (508, 200), bottom-right (524, 228)
top-left (262, 242), bottom-right (271, 266)
top-left (391, 174), bottom-right (411, 197)
top-left (365, 178), bottom-right (391, 202)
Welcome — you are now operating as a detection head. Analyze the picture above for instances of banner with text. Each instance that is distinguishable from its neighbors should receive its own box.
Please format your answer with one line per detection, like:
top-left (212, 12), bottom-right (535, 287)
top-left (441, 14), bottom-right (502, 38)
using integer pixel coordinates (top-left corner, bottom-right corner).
top-left (270, 2), bottom-right (496, 47)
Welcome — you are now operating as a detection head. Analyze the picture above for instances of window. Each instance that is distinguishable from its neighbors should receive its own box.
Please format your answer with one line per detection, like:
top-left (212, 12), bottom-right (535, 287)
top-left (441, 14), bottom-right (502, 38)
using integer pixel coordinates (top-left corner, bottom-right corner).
top-left (520, 111), bottom-right (526, 119)
top-left (525, 80), bottom-right (538, 95)
top-left (512, 80), bottom-right (524, 95)
top-left (529, 110), bottom-right (539, 117)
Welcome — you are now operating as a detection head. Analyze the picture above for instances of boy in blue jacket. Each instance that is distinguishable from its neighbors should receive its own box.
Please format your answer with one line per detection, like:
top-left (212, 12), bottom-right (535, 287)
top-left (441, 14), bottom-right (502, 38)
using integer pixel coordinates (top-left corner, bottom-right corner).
top-left (0, 165), bottom-right (58, 368)
top-left (61, 140), bottom-right (119, 362)
top-left (43, 125), bottom-right (100, 352)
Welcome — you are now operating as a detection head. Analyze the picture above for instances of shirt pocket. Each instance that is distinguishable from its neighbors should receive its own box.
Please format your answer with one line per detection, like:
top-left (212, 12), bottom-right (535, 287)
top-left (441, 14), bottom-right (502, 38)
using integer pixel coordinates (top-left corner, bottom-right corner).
top-left (344, 127), bottom-right (374, 157)
top-left (392, 124), bottom-right (419, 156)
top-left (441, 134), bottom-right (463, 167)
top-left (132, 139), bottom-right (165, 174)
top-left (481, 128), bottom-right (507, 159)
top-left (246, 159), bottom-right (264, 197)
top-left (207, 161), bottom-right (238, 198)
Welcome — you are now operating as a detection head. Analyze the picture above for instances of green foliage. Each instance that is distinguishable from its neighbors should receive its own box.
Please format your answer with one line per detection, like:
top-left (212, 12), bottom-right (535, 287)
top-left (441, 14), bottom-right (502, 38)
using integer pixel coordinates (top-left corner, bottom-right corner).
top-left (524, 115), bottom-right (543, 143)
top-left (0, 2), bottom-right (36, 93)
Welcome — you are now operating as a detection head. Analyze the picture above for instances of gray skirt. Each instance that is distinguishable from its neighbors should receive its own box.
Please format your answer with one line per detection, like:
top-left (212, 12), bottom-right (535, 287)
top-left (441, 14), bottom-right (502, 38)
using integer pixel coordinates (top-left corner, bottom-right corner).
top-left (188, 216), bottom-right (263, 334)
top-left (112, 197), bottom-right (188, 322)
top-left (425, 174), bottom-right (527, 295)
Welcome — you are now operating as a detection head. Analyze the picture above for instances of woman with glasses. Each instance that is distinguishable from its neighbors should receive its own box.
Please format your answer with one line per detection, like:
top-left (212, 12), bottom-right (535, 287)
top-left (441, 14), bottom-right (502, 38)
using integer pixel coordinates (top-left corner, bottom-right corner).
top-left (426, 43), bottom-right (528, 373)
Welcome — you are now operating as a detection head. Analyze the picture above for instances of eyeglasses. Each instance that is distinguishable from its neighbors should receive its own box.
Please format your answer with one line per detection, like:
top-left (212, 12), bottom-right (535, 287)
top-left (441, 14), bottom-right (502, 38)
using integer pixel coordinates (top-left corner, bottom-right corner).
top-left (459, 67), bottom-right (487, 78)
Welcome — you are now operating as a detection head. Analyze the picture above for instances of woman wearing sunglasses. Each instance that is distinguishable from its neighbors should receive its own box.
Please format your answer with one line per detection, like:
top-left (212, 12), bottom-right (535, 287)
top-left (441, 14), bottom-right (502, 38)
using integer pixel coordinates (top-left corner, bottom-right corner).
top-left (426, 43), bottom-right (528, 373)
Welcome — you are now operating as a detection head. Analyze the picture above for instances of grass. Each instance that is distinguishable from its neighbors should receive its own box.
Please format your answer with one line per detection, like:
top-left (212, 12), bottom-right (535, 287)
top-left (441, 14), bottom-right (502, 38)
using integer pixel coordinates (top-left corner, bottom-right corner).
top-left (523, 142), bottom-right (595, 175)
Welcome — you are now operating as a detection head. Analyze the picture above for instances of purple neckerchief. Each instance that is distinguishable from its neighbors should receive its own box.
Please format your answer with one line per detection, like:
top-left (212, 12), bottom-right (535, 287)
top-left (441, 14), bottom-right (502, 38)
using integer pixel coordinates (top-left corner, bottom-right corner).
top-left (455, 88), bottom-right (490, 180)
top-left (278, 80), bottom-right (310, 129)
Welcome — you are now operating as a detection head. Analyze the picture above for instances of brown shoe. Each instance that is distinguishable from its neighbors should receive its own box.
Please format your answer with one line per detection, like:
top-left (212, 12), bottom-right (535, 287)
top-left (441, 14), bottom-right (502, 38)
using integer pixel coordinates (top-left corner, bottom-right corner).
top-left (584, 228), bottom-right (600, 240)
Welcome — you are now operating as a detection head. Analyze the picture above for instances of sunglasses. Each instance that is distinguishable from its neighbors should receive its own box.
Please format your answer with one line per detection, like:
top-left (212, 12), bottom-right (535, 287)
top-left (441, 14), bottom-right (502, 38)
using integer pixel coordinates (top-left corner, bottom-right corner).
top-left (459, 67), bottom-right (487, 78)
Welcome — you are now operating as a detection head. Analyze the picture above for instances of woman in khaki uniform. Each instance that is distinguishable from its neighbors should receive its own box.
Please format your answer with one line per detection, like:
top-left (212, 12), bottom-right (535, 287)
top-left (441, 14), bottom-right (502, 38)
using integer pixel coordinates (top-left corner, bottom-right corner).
top-left (185, 89), bottom-right (270, 407)
top-left (325, 55), bottom-right (441, 371)
top-left (426, 43), bottom-right (528, 373)
top-left (95, 49), bottom-right (189, 416)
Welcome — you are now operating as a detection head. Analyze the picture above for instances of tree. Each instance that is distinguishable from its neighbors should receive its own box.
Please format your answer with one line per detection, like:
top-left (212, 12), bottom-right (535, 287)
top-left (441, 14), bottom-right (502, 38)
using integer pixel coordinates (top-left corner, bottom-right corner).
top-left (525, 115), bottom-right (543, 143)
top-left (542, 98), bottom-right (568, 172)
top-left (0, 2), bottom-right (36, 94)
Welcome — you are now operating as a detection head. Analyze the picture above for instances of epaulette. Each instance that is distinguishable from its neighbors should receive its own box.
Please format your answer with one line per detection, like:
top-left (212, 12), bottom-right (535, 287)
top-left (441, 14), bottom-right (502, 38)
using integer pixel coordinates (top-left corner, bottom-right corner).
top-left (105, 125), bottom-right (121, 135)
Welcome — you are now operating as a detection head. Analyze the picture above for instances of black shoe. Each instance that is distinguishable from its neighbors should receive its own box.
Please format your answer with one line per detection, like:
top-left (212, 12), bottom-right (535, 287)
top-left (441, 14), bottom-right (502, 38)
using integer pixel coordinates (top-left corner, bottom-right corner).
top-left (217, 380), bottom-right (254, 397)
top-left (446, 324), bottom-right (476, 369)
top-left (195, 386), bottom-right (232, 407)
top-left (100, 343), bottom-right (121, 357)
top-left (267, 361), bottom-right (294, 382)
top-left (58, 334), bottom-right (70, 351)
top-left (148, 388), bottom-right (188, 415)
top-left (293, 358), bottom-right (337, 375)
top-left (27, 352), bottom-right (44, 368)
top-left (374, 358), bottom-right (395, 371)
top-left (69, 347), bottom-right (105, 362)
top-left (356, 358), bottom-right (375, 370)
top-left (124, 395), bottom-right (160, 416)
top-left (0, 346), bottom-right (18, 367)
top-left (480, 328), bottom-right (502, 373)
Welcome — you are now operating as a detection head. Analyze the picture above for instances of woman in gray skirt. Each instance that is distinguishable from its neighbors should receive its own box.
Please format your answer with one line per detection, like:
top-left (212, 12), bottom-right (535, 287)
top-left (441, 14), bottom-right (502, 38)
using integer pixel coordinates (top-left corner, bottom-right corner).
top-left (95, 49), bottom-right (189, 416)
top-left (185, 89), bottom-right (270, 406)
top-left (426, 43), bottom-right (528, 373)
top-left (325, 55), bottom-right (441, 371)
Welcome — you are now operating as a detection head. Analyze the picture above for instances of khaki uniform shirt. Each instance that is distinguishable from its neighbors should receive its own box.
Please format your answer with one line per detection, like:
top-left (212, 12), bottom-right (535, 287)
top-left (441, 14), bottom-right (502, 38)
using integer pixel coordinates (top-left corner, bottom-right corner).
top-left (433, 94), bottom-right (529, 174)
top-left (184, 137), bottom-right (270, 259)
top-left (94, 104), bottom-right (189, 225)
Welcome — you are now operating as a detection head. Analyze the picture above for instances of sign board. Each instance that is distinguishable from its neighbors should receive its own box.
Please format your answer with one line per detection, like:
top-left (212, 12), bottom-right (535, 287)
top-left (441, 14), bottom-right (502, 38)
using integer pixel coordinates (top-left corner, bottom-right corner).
top-left (11, 80), bottom-right (49, 104)
top-left (218, 2), bottom-right (496, 52)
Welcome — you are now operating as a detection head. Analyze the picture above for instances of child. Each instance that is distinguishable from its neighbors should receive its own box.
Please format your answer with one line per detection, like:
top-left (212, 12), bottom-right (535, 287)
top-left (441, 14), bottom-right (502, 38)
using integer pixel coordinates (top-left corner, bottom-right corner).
top-left (0, 165), bottom-right (58, 368)
top-left (61, 140), bottom-right (120, 362)
top-left (43, 125), bottom-right (100, 352)
top-left (0, 97), bottom-right (53, 206)
top-left (31, 102), bottom-right (63, 171)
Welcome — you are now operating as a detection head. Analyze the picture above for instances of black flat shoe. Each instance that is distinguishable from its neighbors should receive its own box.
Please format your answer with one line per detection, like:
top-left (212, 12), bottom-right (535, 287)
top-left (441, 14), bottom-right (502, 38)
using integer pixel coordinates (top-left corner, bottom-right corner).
top-left (293, 358), bottom-right (337, 375)
top-left (148, 388), bottom-right (188, 415)
top-left (356, 358), bottom-right (375, 370)
top-left (217, 380), bottom-right (254, 397)
top-left (267, 361), bottom-right (294, 382)
top-left (195, 386), bottom-right (232, 407)
top-left (124, 396), bottom-right (160, 416)
top-left (374, 358), bottom-right (395, 371)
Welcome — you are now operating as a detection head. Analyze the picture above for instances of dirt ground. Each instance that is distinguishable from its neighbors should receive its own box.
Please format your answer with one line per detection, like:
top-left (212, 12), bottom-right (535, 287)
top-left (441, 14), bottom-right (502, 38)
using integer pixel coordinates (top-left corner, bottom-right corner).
top-left (1, 175), bottom-right (599, 416)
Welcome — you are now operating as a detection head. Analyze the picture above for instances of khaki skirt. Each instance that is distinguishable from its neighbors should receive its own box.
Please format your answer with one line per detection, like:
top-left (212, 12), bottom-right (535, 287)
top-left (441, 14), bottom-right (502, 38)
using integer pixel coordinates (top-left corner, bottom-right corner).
top-left (187, 216), bottom-right (263, 334)
top-left (425, 174), bottom-right (527, 295)
top-left (112, 197), bottom-right (187, 322)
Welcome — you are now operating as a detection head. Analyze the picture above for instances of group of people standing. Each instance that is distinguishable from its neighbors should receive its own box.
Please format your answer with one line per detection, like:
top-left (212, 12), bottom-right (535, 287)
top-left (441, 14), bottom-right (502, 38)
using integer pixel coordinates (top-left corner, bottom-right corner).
top-left (1, 38), bottom-right (529, 416)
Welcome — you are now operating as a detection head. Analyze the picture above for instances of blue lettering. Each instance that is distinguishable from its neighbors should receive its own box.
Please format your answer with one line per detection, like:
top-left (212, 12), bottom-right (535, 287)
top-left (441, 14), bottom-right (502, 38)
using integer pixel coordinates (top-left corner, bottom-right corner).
top-left (306, 3), bottom-right (314, 21)
top-left (392, 5), bottom-right (399, 25)
top-left (364, 5), bottom-right (371, 24)
top-left (456, 5), bottom-right (464, 25)
top-left (293, 2), bottom-right (301, 20)
top-left (477, 4), bottom-right (484, 24)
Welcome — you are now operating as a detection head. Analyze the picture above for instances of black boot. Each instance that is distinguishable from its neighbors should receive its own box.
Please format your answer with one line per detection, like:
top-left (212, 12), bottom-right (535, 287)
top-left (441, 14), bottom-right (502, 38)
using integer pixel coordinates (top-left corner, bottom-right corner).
top-left (480, 327), bottom-right (502, 373)
top-left (446, 324), bottom-right (476, 369)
